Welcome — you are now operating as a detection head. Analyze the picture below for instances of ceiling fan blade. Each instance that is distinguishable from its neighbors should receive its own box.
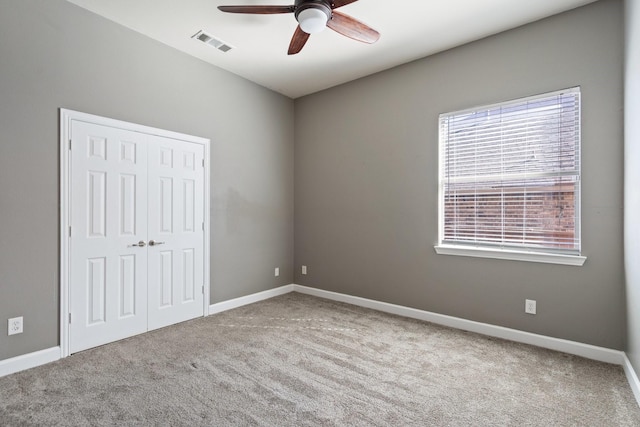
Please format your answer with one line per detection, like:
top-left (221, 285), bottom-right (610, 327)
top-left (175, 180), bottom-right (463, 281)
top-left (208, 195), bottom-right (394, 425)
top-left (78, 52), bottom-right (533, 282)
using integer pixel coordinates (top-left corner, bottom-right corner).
top-left (331, 0), bottom-right (360, 9)
top-left (218, 5), bottom-right (294, 14)
top-left (327, 10), bottom-right (379, 44)
top-left (288, 25), bottom-right (311, 55)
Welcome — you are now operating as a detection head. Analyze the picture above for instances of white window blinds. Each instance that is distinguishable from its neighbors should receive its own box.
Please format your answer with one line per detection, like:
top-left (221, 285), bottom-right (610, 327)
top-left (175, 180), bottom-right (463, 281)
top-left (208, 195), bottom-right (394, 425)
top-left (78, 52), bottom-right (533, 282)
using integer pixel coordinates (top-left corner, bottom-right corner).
top-left (439, 88), bottom-right (581, 254)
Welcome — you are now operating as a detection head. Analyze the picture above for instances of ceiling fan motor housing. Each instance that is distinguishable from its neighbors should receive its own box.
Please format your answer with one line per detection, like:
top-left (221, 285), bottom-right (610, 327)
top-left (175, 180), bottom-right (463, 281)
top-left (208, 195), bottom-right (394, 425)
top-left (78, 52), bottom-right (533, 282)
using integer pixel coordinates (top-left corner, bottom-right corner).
top-left (294, 0), bottom-right (332, 34)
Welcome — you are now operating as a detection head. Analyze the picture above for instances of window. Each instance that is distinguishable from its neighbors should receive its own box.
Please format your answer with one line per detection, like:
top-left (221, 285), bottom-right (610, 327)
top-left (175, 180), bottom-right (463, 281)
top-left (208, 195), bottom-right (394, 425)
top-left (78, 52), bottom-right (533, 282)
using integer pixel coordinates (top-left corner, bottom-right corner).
top-left (436, 88), bottom-right (585, 265)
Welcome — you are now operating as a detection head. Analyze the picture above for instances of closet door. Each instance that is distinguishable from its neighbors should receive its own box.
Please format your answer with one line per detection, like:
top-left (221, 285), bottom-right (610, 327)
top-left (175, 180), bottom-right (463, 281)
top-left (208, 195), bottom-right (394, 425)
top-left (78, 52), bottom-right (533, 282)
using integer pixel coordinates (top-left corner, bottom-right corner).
top-left (67, 117), bottom-right (207, 354)
top-left (147, 137), bottom-right (205, 330)
top-left (69, 121), bottom-right (149, 353)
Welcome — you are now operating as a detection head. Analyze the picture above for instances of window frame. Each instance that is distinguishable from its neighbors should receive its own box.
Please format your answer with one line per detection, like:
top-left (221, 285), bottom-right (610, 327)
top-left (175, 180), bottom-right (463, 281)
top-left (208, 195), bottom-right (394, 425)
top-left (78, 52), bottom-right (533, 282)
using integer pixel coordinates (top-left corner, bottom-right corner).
top-left (434, 88), bottom-right (586, 266)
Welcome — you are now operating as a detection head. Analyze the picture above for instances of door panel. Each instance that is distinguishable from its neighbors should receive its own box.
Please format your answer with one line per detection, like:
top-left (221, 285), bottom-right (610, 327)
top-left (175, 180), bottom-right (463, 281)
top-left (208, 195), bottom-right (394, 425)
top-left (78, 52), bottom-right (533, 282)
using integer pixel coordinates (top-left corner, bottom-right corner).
top-left (69, 121), bottom-right (148, 353)
top-left (183, 249), bottom-right (195, 302)
top-left (147, 137), bottom-right (205, 330)
top-left (87, 257), bottom-right (106, 324)
top-left (119, 255), bottom-right (136, 316)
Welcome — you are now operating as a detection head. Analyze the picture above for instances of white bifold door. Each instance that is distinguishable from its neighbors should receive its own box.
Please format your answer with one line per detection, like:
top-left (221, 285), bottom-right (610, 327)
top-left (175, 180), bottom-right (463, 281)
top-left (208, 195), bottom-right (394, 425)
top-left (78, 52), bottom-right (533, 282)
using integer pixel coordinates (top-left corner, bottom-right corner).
top-left (69, 120), bottom-right (205, 354)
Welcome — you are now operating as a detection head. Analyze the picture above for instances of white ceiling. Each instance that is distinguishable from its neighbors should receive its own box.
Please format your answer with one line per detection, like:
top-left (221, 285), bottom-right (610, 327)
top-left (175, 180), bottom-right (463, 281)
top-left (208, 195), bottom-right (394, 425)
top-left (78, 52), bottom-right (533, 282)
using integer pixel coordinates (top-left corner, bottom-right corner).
top-left (66, 0), bottom-right (598, 99)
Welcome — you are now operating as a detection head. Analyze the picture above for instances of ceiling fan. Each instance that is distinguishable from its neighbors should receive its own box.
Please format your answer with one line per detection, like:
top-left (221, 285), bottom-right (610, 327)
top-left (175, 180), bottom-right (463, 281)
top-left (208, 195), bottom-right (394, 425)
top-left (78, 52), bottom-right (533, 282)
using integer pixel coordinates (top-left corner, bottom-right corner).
top-left (217, 0), bottom-right (380, 55)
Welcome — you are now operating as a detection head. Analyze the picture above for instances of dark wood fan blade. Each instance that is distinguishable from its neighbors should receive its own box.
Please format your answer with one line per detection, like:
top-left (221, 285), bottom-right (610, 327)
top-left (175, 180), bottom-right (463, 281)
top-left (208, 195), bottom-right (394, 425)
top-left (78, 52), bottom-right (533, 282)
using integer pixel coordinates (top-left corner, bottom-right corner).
top-left (288, 25), bottom-right (310, 55)
top-left (218, 5), bottom-right (294, 14)
top-left (331, 0), bottom-right (359, 9)
top-left (327, 10), bottom-right (379, 44)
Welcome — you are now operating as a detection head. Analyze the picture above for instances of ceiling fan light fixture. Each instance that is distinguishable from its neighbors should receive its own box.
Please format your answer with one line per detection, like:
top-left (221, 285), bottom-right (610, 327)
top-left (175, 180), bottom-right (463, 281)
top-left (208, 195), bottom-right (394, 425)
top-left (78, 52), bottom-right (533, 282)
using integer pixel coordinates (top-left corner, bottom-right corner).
top-left (217, 0), bottom-right (379, 55)
top-left (296, 6), bottom-right (330, 34)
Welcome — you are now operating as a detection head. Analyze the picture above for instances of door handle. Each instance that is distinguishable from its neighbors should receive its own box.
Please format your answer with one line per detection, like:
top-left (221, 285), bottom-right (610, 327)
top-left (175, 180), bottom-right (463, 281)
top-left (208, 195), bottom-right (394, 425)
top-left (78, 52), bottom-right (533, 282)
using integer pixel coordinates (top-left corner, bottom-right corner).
top-left (149, 240), bottom-right (165, 246)
top-left (129, 240), bottom-right (146, 247)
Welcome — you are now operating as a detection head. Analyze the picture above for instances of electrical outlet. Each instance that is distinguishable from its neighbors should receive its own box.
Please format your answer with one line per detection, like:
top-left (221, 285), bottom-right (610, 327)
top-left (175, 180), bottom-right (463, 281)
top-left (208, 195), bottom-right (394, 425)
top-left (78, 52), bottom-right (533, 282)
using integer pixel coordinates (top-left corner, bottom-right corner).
top-left (301, 265), bottom-right (307, 275)
top-left (525, 299), bottom-right (537, 315)
top-left (274, 267), bottom-right (280, 277)
top-left (8, 316), bottom-right (23, 335)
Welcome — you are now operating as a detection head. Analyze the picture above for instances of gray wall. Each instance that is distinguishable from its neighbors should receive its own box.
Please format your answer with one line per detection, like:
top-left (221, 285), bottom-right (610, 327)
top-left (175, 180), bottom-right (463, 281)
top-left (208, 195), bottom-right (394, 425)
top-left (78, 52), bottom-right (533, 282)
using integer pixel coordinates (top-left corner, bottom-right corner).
top-left (0, 0), bottom-right (294, 361)
top-left (0, 0), bottom-right (630, 364)
top-left (294, 0), bottom-right (625, 349)
top-left (625, 0), bottom-right (640, 372)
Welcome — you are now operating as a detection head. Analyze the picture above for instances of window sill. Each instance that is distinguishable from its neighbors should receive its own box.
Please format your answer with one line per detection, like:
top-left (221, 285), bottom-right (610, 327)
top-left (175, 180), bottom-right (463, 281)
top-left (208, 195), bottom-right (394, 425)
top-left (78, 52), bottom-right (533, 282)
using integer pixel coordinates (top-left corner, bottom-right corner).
top-left (433, 245), bottom-right (586, 266)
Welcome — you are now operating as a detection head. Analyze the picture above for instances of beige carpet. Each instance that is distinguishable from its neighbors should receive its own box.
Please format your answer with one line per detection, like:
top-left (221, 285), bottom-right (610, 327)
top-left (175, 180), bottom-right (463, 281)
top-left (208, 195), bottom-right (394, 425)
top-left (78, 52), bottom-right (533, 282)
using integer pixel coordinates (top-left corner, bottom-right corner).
top-left (1, 292), bottom-right (639, 426)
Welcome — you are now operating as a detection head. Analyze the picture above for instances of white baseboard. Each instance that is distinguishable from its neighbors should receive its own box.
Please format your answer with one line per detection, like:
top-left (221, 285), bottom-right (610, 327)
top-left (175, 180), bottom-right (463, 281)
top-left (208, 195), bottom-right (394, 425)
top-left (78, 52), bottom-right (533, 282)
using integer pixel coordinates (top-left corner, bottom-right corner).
top-left (293, 285), bottom-right (625, 365)
top-left (623, 354), bottom-right (640, 407)
top-left (0, 347), bottom-right (60, 378)
top-left (209, 284), bottom-right (295, 315)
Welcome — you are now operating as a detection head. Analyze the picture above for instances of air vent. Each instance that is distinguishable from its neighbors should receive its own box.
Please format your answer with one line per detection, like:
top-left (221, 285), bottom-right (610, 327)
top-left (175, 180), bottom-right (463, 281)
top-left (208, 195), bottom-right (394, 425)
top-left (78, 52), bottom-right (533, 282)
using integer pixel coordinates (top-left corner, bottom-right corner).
top-left (192, 30), bottom-right (233, 53)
